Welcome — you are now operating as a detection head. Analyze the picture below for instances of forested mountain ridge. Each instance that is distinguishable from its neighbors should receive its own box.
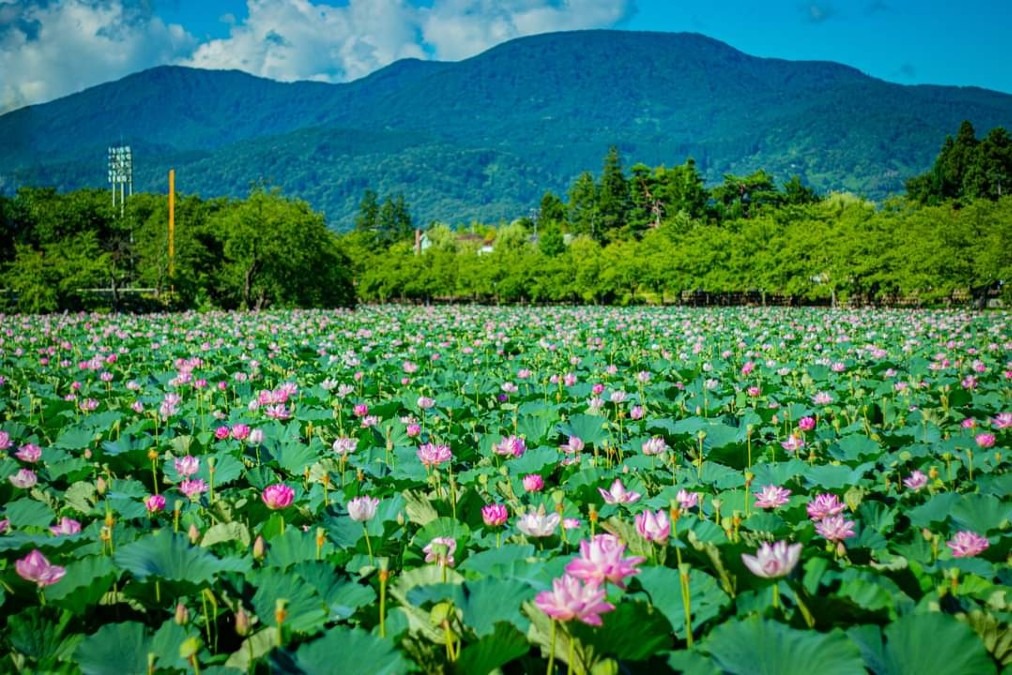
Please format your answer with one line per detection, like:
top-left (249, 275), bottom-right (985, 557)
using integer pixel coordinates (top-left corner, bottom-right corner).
top-left (2, 29), bottom-right (1011, 228)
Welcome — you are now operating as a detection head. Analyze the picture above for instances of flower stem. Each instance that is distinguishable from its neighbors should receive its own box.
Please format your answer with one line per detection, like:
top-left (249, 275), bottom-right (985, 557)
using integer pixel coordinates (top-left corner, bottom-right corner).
top-left (546, 620), bottom-right (557, 675)
top-left (676, 553), bottom-right (694, 648)
top-left (363, 526), bottom-right (374, 566)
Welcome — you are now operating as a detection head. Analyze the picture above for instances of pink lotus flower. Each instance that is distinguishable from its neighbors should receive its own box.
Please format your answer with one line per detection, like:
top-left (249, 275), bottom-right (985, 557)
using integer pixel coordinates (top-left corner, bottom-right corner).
top-left (145, 494), bottom-right (166, 513)
top-left (50, 517), bottom-right (81, 536)
top-left (641, 436), bottom-right (669, 456)
top-left (482, 504), bottom-right (508, 527)
top-left (534, 574), bottom-right (615, 626)
top-left (264, 404), bottom-right (291, 420)
top-left (230, 424), bottom-right (251, 441)
top-left (635, 509), bottom-right (671, 543)
top-left (348, 496), bottom-right (379, 522)
top-left (517, 506), bottom-right (561, 538)
top-left (815, 514), bottom-right (856, 542)
top-left (975, 433), bottom-right (996, 449)
top-left (214, 426), bottom-right (231, 441)
top-left (0, 430), bottom-right (11, 450)
top-left (9, 468), bottom-right (37, 489)
top-left (780, 434), bottom-right (805, 453)
top-left (565, 534), bottom-right (644, 589)
top-left (179, 478), bottom-right (208, 499)
top-left (670, 493), bottom-right (695, 515)
top-left (903, 470), bottom-right (928, 491)
top-left (423, 536), bottom-right (456, 567)
top-left (262, 484), bottom-right (295, 510)
top-left (523, 474), bottom-right (545, 492)
top-left (993, 412), bottom-right (1012, 429)
top-left (248, 428), bottom-right (264, 445)
top-left (806, 493), bottom-right (845, 521)
top-left (16, 550), bottom-right (65, 587)
top-left (629, 405), bottom-right (644, 420)
top-left (0, 518), bottom-right (9, 534)
top-left (560, 436), bottom-right (585, 454)
top-left (406, 423), bottom-right (421, 437)
top-left (946, 530), bottom-right (989, 558)
top-left (797, 416), bottom-right (816, 432)
top-left (598, 478), bottom-right (641, 505)
top-left (754, 485), bottom-right (791, 509)
top-left (15, 443), bottom-right (42, 463)
top-left (352, 403), bottom-right (369, 417)
top-left (174, 455), bottom-right (199, 478)
top-left (493, 435), bottom-right (526, 458)
top-left (812, 392), bottom-right (833, 405)
top-left (332, 437), bottom-right (358, 456)
top-left (417, 442), bottom-right (452, 467)
top-left (741, 541), bottom-right (803, 578)
top-left (417, 396), bottom-right (436, 410)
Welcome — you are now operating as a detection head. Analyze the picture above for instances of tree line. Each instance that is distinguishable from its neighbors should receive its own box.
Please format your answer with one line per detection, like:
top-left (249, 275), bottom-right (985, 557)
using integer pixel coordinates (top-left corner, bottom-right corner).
top-left (344, 122), bottom-right (1010, 306)
top-left (0, 186), bottom-right (355, 313)
top-left (1, 121), bottom-right (1009, 312)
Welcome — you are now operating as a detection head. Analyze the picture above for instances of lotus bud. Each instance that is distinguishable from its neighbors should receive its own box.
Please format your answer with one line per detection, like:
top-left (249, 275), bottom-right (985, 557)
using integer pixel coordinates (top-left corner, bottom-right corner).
top-left (96, 476), bottom-right (107, 495)
top-left (179, 636), bottom-right (200, 659)
top-left (235, 607), bottom-right (251, 637)
top-left (396, 512), bottom-right (406, 526)
top-left (175, 602), bottom-right (190, 625)
top-left (148, 449), bottom-right (159, 462)
top-left (84, 449), bottom-right (92, 459)
top-left (188, 523), bottom-right (200, 544)
top-left (253, 535), bottom-right (266, 560)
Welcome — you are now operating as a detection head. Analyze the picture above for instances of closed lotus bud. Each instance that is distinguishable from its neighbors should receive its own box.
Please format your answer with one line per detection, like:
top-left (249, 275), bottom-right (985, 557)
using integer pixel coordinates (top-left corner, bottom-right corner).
top-left (922, 528), bottom-right (934, 541)
top-left (148, 449), bottom-right (159, 462)
top-left (175, 602), bottom-right (189, 625)
top-left (188, 523), bottom-right (200, 544)
top-left (396, 512), bottom-right (405, 526)
top-left (179, 636), bottom-right (201, 659)
top-left (253, 535), bottom-right (266, 560)
top-left (84, 449), bottom-right (92, 460)
top-left (235, 607), bottom-right (251, 637)
top-left (96, 476), bottom-right (108, 495)
top-left (928, 466), bottom-right (939, 480)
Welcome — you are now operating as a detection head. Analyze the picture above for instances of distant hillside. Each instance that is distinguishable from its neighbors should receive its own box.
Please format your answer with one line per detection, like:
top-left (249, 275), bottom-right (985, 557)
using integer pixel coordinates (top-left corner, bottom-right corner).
top-left (2, 29), bottom-right (1011, 228)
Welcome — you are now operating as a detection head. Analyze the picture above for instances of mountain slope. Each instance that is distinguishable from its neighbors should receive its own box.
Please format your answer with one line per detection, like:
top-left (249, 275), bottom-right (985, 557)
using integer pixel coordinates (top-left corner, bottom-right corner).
top-left (2, 29), bottom-right (1011, 227)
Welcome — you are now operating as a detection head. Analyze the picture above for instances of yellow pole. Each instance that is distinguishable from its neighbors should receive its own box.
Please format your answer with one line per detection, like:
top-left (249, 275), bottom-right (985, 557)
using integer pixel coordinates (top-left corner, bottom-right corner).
top-left (168, 169), bottom-right (175, 278)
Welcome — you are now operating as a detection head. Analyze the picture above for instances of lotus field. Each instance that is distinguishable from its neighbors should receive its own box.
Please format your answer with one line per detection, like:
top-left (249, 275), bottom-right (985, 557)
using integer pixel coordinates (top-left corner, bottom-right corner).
top-left (1, 306), bottom-right (1010, 674)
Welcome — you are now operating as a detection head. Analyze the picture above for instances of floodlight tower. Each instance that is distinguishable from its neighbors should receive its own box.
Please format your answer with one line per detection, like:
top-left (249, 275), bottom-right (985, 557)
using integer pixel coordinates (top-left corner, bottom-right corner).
top-left (107, 145), bottom-right (132, 217)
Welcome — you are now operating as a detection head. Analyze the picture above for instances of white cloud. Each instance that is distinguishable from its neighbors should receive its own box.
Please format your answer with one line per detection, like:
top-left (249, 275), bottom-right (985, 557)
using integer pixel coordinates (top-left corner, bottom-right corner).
top-left (183, 0), bottom-right (426, 83)
top-left (420, 0), bottom-right (635, 61)
top-left (0, 0), bottom-right (196, 112)
top-left (0, 0), bottom-right (633, 112)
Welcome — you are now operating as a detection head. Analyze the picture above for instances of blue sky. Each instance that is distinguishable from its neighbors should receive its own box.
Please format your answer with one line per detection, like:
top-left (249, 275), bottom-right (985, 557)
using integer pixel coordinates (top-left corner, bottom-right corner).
top-left (2, 0), bottom-right (1009, 114)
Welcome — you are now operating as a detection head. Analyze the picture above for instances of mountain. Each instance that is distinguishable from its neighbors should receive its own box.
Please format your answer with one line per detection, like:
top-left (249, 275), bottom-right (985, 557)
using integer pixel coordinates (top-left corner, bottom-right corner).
top-left (2, 29), bottom-right (1012, 229)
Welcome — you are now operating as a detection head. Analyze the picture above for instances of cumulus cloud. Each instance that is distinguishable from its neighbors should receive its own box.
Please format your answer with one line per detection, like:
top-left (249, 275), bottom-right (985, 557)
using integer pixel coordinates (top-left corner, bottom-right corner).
top-left (419, 0), bottom-right (635, 61)
top-left (0, 0), bottom-right (196, 112)
top-left (0, 0), bottom-right (633, 111)
top-left (184, 0), bottom-right (633, 82)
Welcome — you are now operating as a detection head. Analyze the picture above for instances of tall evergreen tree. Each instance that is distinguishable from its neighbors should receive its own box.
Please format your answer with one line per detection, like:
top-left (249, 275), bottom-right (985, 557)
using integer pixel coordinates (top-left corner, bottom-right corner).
top-left (597, 146), bottom-right (631, 242)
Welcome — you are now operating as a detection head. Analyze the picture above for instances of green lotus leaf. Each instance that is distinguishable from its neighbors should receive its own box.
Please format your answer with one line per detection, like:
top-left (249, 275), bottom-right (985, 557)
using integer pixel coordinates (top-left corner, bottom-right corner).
top-left (289, 627), bottom-right (409, 675)
top-left (702, 617), bottom-right (863, 675)
top-left (114, 530), bottom-right (250, 584)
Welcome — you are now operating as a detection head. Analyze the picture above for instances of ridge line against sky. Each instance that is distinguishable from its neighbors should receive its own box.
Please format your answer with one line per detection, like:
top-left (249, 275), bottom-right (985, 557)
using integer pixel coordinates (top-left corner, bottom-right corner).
top-left (1, 0), bottom-right (1009, 114)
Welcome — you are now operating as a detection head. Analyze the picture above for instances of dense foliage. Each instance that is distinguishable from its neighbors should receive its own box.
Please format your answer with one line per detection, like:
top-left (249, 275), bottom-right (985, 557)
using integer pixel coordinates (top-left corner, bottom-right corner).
top-left (0, 306), bottom-right (1008, 673)
top-left (0, 187), bottom-right (356, 313)
top-left (3, 30), bottom-right (1012, 227)
top-left (907, 121), bottom-right (1012, 204)
top-left (345, 144), bottom-right (1011, 307)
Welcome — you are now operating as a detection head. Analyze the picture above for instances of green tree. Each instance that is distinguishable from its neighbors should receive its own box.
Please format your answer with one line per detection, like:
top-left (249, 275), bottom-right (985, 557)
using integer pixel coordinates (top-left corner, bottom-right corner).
top-left (597, 146), bottom-right (631, 241)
